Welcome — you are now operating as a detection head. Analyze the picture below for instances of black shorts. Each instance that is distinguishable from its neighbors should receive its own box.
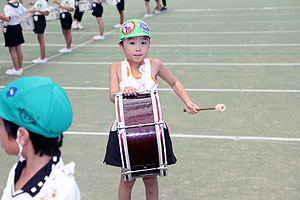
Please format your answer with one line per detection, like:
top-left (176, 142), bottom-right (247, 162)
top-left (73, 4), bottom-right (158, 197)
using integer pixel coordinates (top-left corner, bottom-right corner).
top-left (33, 15), bottom-right (46, 34)
top-left (59, 12), bottom-right (72, 30)
top-left (92, 2), bottom-right (103, 17)
top-left (103, 123), bottom-right (177, 167)
top-left (116, 0), bottom-right (124, 11)
top-left (4, 24), bottom-right (25, 47)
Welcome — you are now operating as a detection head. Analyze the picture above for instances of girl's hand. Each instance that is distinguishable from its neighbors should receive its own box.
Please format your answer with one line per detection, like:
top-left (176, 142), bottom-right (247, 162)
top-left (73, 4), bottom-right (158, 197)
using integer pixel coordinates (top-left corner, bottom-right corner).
top-left (29, 9), bottom-right (36, 13)
top-left (29, 1), bottom-right (35, 5)
top-left (185, 102), bottom-right (199, 114)
top-left (122, 87), bottom-right (137, 96)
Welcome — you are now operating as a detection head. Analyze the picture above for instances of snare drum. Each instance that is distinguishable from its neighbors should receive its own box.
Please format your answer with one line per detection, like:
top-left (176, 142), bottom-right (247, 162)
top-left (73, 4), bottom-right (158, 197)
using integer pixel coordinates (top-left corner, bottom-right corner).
top-left (78, 0), bottom-right (92, 12)
top-left (103, 0), bottom-right (118, 6)
top-left (21, 13), bottom-right (34, 31)
top-left (45, 6), bottom-right (60, 21)
top-left (115, 90), bottom-right (168, 181)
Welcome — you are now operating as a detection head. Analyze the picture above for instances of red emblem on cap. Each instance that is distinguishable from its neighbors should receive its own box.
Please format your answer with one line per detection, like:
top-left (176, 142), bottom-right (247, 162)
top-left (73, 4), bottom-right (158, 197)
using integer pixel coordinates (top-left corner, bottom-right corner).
top-left (122, 21), bottom-right (135, 35)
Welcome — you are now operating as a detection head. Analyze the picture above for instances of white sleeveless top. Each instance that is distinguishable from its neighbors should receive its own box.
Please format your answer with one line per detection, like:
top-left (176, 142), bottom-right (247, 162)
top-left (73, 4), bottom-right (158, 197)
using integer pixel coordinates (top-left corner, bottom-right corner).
top-left (119, 58), bottom-right (158, 91)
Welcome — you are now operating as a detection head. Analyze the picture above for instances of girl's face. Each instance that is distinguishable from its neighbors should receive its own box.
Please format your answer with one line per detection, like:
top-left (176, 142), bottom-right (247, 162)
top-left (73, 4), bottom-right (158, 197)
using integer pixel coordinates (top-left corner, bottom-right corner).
top-left (0, 118), bottom-right (18, 155)
top-left (120, 36), bottom-right (150, 64)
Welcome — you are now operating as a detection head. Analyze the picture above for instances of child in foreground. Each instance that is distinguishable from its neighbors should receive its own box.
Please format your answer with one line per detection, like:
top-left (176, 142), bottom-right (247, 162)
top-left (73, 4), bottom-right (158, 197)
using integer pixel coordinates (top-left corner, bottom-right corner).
top-left (0, 76), bottom-right (80, 199)
top-left (104, 18), bottom-right (199, 200)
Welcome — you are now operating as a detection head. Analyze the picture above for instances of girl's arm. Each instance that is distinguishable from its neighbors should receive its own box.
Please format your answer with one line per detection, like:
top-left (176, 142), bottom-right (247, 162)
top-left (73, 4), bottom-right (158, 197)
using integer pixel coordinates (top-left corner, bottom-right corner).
top-left (53, 0), bottom-right (74, 12)
top-left (154, 59), bottom-right (199, 114)
top-left (0, 14), bottom-right (10, 22)
top-left (109, 62), bottom-right (122, 103)
top-left (109, 62), bottom-right (138, 103)
top-left (29, 9), bottom-right (49, 16)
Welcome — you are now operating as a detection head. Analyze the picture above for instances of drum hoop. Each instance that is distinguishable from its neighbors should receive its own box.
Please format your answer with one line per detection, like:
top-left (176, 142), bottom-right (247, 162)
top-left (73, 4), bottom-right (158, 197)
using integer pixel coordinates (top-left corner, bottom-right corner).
top-left (115, 94), bottom-right (133, 181)
top-left (151, 92), bottom-right (167, 172)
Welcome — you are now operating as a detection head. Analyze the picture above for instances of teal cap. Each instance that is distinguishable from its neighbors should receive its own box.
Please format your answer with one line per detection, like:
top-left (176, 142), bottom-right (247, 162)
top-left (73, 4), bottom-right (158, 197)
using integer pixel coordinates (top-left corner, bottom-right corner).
top-left (119, 18), bottom-right (150, 41)
top-left (0, 76), bottom-right (73, 138)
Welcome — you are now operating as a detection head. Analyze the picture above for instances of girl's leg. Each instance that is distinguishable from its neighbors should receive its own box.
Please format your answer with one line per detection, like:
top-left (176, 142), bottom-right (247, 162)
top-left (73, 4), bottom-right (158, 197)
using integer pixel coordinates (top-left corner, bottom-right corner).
top-left (142, 176), bottom-right (158, 200)
top-left (96, 17), bottom-right (104, 36)
top-left (118, 176), bottom-right (136, 200)
top-left (9, 46), bottom-right (21, 70)
top-left (15, 45), bottom-right (23, 69)
top-left (119, 10), bottom-right (124, 25)
top-left (145, 1), bottom-right (151, 15)
top-left (156, 0), bottom-right (160, 12)
top-left (37, 34), bottom-right (46, 59)
top-left (62, 29), bottom-right (72, 49)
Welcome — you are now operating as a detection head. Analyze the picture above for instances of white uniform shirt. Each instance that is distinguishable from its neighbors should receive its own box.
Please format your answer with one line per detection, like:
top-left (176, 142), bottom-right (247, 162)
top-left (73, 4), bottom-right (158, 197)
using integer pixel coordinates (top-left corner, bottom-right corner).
top-left (59, 0), bottom-right (75, 13)
top-left (1, 152), bottom-right (80, 200)
top-left (92, 0), bottom-right (101, 4)
top-left (32, 0), bottom-right (50, 15)
top-left (119, 58), bottom-right (158, 91)
top-left (3, 2), bottom-right (26, 26)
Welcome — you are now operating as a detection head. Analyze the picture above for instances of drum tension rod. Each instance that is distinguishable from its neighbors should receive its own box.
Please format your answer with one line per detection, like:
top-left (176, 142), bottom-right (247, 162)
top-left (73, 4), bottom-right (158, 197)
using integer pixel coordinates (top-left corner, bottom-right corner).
top-left (118, 122), bottom-right (164, 130)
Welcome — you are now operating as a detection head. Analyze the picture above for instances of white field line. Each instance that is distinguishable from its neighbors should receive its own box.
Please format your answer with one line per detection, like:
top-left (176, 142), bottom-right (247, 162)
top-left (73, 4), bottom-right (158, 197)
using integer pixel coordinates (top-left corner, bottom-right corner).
top-left (4, 43), bottom-right (300, 47)
top-left (45, 20), bottom-right (300, 26)
top-left (0, 61), bottom-right (299, 67)
top-left (173, 7), bottom-right (300, 12)
top-left (21, 30), bottom-right (300, 35)
top-left (65, 131), bottom-right (300, 142)
top-left (37, 87), bottom-right (300, 93)
top-left (0, 85), bottom-right (298, 93)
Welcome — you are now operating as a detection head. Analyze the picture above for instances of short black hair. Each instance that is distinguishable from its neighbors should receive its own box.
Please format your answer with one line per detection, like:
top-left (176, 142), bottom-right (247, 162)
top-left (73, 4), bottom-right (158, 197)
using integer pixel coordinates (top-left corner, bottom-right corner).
top-left (3, 118), bottom-right (63, 157)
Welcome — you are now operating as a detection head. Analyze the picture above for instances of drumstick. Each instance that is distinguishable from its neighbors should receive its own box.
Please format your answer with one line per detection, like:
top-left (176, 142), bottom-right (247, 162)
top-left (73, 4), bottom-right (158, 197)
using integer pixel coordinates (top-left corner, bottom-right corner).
top-left (183, 104), bottom-right (226, 112)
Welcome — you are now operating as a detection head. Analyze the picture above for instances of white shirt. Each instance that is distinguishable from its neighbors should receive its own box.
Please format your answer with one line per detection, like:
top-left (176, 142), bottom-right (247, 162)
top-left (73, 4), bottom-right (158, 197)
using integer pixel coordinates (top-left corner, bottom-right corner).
top-left (32, 0), bottom-right (50, 15)
top-left (3, 2), bottom-right (26, 26)
top-left (1, 153), bottom-right (80, 200)
top-left (119, 58), bottom-right (158, 91)
top-left (60, 0), bottom-right (75, 13)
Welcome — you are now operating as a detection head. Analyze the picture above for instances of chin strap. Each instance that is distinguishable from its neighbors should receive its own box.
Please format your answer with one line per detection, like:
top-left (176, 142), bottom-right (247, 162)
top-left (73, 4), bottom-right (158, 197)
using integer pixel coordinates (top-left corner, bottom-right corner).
top-left (16, 128), bottom-right (25, 162)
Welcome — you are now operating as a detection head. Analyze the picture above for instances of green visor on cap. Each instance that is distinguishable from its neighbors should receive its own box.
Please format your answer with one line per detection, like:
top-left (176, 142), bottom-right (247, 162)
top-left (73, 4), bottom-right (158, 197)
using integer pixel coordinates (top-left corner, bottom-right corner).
top-left (0, 76), bottom-right (73, 138)
top-left (119, 18), bottom-right (151, 41)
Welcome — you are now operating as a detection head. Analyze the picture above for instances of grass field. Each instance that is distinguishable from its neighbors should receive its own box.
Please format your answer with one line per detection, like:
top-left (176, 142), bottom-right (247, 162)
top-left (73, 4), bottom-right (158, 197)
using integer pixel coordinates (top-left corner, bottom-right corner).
top-left (0, 0), bottom-right (300, 199)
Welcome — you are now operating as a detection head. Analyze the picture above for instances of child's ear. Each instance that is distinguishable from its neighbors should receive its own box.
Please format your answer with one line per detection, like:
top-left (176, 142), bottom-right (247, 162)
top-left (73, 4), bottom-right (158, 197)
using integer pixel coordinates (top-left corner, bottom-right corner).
top-left (18, 127), bottom-right (30, 145)
top-left (118, 41), bottom-right (124, 51)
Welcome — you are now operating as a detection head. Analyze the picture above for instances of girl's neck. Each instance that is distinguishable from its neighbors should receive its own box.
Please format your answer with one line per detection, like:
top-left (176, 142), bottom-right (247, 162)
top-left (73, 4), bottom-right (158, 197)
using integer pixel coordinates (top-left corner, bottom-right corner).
top-left (126, 58), bottom-right (144, 69)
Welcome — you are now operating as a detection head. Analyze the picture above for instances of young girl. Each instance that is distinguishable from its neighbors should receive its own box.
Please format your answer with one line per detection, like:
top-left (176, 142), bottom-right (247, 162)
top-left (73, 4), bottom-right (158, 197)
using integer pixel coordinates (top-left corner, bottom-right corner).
top-left (72, 0), bottom-right (85, 30)
top-left (91, 0), bottom-right (104, 40)
top-left (53, 0), bottom-right (75, 53)
top-left (104, 19), bottom-right (199, 200)
top-left (0, 76), bottom-right (80, 199)
top-left (0, 0), bottom-right (26, 76)
top-left (144, 0), bottom-right (160, 18)
top-left (28, 0), bottom-right (50, 64)
top-left (113, 0), bottom-right (124, 29)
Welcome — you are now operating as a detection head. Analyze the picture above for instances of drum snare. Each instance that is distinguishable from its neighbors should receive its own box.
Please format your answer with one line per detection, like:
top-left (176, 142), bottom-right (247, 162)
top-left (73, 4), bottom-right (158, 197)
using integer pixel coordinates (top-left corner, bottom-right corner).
top-left (78, 0), bottom-right (92, 12)
top-left (21, 13), bottom-right (34, 31)
top-left (45, 6), bottom-right (60, 21)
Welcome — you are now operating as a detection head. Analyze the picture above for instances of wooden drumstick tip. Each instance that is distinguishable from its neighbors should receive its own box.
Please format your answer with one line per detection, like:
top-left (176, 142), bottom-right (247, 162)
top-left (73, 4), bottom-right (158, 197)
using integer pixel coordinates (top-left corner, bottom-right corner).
top-left (215, 104), bottom-right (226, 112)
top-left (183, 104), bottom-right (226, 112)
